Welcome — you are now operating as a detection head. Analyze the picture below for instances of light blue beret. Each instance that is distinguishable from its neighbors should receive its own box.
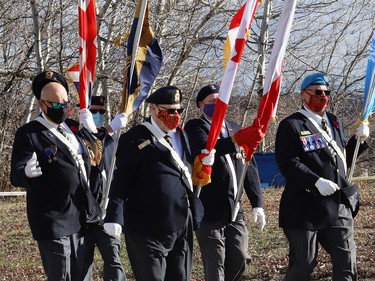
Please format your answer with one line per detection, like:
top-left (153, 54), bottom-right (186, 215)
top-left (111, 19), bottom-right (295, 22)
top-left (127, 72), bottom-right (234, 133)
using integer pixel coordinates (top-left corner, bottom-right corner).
top-left (300, 73), bottom-right (329, 90)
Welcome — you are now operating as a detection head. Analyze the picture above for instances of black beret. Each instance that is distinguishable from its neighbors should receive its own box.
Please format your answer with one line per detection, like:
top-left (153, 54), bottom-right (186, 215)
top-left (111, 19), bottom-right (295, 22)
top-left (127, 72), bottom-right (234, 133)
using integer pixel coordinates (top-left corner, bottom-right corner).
top-left (91, 95), bottom-right (106, 106)
top-left (32, 70), bottom-right (69, 100)
top-left (146, 86), bottom-right (182, 105)
top-left (196, 84), bottom-right (220, 107)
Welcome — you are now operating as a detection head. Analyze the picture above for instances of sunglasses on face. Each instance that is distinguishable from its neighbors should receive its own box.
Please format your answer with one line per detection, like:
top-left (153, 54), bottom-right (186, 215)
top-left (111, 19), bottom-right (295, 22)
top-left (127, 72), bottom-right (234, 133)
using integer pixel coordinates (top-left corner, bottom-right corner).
top-left (157, 105), bottom-right (184, 114)
top-left (42, 100), bottom-right (69, 109)
top-left (304, 89), bottom-right (331, 96)
top-left (89, 109), bottom-right (106, 114)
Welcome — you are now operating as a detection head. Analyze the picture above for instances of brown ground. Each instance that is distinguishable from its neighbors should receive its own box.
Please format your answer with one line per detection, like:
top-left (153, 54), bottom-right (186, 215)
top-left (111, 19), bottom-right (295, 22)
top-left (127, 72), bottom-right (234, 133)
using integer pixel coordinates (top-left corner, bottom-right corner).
top-left (0, 181), bottom-right (374, 280)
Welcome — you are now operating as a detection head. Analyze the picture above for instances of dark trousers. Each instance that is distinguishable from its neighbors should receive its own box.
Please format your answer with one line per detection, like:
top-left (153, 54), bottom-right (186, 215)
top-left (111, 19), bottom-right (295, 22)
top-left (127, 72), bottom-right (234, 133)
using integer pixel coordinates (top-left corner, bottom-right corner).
top-left (124, 212), bottom-right (193, 281)
top-left (81, 226), bottom-right (126, 281)
top-left (37, 232), bottom-right (83, 281)
top-left (195, 218), bottom-right (249, 281)
top-left (283, 204), bottom-right (357, 281)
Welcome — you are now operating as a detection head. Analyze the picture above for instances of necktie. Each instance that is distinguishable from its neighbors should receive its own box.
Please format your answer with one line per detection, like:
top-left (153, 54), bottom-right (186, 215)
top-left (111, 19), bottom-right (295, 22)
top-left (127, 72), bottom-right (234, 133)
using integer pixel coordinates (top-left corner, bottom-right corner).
top-left (321, 118), bottom-right (336, 162)
top-left (164, 134), bottom-right (174, 149)
top-left (321, 118), bottom-right (330, 137)
top-left (57, 125), bottom-right (70, 142)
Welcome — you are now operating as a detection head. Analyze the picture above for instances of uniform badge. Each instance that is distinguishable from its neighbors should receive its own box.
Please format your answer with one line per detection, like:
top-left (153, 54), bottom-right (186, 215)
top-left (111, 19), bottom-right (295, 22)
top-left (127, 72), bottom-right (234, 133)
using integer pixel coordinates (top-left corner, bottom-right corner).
top-left (138, 139), bottom-right (151, 150)
top-left (44, 145), bottom-right (57, 163)
top-left (175, 90), bottom-right (180, 102)
top-left (45, 71), bottom-right (54, 79)
top-left (300, 130), bottom-right (311, 136)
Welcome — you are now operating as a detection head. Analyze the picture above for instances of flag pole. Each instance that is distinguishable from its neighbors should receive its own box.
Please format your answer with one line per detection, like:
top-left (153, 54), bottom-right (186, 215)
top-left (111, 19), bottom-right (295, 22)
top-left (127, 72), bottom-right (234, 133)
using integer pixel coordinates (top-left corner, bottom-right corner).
top-left (348, 139), bottom-right (361, 181)
top-left (101, 0), bottom-right (148, 217)
top-left (232, 161), bottom-right (249, 221)
top-left (129, 0), bottom-right (148, 89)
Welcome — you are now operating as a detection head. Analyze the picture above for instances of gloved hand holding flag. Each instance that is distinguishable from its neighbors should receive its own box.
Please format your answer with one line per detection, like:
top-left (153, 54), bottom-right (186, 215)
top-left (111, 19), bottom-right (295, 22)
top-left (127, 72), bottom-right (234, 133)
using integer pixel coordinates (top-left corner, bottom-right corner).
top-left (232, 118), bottom-right (265, 161)
top-left (192, 149), bottom-right (216, 187)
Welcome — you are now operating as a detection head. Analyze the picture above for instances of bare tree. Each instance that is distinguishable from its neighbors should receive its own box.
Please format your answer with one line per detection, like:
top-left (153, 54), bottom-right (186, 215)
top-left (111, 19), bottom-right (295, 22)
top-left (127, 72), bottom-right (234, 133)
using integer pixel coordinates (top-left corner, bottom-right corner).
top-left (0, 0), bottom-right (374, 191)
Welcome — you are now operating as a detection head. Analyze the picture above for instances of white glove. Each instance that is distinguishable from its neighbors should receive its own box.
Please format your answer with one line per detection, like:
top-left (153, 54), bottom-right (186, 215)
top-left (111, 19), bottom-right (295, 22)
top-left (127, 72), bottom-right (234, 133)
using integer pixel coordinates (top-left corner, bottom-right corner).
top-left (253, 207), bottom-right (266, 230)
top-left (356, 123), bottom-right (370, 141)
top-left (24, 152), bottom-right (42, 178)
top-left (79, 108), bottom-right (97, 133)
top-left (201, 148), bottom-right (216, 165)
top-left (315, 177), bottom-right (340, 196)
top-left (103, 222), bottom-right (122, 239)
top-left (109, 113), bottom-right (128, 132)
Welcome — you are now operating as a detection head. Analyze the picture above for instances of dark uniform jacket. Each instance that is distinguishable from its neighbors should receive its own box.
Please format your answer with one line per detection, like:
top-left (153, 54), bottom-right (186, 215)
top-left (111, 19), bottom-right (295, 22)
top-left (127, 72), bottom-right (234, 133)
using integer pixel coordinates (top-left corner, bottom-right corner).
top-left (11, 118), bottom-right (101, 240)
top-left (275, 110), bottom-right (368, 230)
top-left (184, 117), bottom-right (263, 226)
top-left (89, 129), bottom-right (115, 203)
top-left (105, 120), bottom-right (194, 236)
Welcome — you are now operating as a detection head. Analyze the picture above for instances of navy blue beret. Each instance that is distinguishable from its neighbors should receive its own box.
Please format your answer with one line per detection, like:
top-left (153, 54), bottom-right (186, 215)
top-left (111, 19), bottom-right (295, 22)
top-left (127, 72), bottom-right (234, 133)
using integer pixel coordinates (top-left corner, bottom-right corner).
top-left (91, 95), bottom-right (106, 106)
top-left (196, 84), bottom-right (220, 107)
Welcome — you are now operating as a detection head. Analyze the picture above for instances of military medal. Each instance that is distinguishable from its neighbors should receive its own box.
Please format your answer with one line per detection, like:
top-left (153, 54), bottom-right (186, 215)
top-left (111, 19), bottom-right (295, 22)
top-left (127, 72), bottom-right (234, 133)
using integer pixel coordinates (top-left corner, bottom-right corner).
top-left (313, 135), bottom-right (320, 148)
top-left (44, 145), bottom-right (57, 163)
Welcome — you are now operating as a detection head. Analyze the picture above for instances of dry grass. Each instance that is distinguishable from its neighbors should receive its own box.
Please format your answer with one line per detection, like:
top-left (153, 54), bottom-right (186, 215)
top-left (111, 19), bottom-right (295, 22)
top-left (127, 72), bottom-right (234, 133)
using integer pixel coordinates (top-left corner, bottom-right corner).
top-left (1, 181), bottom-right (374, 280)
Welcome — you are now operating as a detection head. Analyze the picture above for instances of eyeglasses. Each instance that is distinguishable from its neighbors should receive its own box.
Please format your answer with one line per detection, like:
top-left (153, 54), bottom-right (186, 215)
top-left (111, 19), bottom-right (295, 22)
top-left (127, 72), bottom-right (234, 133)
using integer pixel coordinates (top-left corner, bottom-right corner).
top-left (89, 109), bottom-right (106, 114)
top-left (304, 89), bottom-right (331, 96)
top-left (157, 105), bottom-right (184, 114)
top-left (42, 100), bottom-right (69, 109)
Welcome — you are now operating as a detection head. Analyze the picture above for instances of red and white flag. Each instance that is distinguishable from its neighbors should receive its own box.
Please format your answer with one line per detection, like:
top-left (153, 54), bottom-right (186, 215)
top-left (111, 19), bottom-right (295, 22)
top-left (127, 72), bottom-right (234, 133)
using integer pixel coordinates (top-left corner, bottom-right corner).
top-left (245, 0), bottom-right (297, 161)
top-left (78, 0), bottom-right (97, 109)
top-left (206, 0), bottom-right (259, 152)
top-left (192, 0), bottom-right (259, 187)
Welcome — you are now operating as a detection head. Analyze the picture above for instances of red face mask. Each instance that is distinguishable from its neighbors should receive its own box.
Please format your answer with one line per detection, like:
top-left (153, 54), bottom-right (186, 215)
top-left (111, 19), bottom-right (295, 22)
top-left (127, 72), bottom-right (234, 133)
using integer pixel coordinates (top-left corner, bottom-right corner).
top-left (304, 92), bottom-right (329, 112)
top-left (157, 110), bottom-right (181, 130)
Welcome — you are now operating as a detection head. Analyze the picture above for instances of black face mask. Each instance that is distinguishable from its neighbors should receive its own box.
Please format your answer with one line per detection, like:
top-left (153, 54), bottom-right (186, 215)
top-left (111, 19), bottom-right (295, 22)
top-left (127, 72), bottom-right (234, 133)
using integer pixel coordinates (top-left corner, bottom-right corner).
top-left (45, 106), bottom-right (69, 124)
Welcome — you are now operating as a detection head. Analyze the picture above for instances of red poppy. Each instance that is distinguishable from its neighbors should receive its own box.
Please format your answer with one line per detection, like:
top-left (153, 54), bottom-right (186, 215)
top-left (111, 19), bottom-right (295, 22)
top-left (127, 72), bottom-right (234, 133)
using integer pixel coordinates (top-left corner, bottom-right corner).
top-left (70, 126), bottom-right (78, 132)
top-left (332, 120), bottom-right (339, 129)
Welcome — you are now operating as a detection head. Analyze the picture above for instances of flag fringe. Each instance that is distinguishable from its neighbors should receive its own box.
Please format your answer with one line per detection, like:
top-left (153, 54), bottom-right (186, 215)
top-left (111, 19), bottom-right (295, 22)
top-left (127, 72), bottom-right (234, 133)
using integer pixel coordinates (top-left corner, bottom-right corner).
top-left (192, 155), bottom-right (212, 187)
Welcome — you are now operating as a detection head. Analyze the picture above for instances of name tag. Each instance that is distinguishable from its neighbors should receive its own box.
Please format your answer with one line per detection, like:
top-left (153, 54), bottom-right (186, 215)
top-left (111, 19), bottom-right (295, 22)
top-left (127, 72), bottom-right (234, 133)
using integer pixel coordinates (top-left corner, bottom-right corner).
top-left (300, 133), bottom-right (327, 152)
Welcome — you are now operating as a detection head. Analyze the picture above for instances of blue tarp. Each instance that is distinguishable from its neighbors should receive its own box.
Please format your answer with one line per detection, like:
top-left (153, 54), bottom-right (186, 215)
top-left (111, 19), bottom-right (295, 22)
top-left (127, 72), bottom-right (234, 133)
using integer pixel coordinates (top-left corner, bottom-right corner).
top-left (254, 152), bottom-right (285, 188)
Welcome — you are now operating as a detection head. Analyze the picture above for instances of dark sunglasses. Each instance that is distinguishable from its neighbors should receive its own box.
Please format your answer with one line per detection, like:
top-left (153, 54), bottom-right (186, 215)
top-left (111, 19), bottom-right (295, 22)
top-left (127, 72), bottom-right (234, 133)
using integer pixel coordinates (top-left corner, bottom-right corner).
top-left (89, 109), bottom-right (106, 114)
top-left (157, 105), bottom-right (184, 114)
top-left (42, 100), bottom-right (69, 109)
top-left (304, 89), bottom-right (331, 96)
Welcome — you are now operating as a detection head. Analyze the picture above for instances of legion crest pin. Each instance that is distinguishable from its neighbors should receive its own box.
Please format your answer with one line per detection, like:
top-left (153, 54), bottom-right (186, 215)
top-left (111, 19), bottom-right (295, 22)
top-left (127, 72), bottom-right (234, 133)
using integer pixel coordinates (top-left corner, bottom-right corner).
top-left (46, 71), bottom-right (54, 79)
top-left (175, 90), bottom-right (180, 102)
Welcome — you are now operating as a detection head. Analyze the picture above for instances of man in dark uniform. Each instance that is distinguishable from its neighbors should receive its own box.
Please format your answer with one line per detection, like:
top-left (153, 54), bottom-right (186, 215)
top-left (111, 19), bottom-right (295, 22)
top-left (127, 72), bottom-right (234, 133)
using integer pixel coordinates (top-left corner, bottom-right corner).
top-left (10, 70), bottom-right (101, 281)
top-left (184, 84), bottom-right (266, 281)
top-left (104, 86), bottom-right (205, 281)
top-left (78, 95), bottom-right (127, 280)
top-left (275, 73), bottom-right (370, 280)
